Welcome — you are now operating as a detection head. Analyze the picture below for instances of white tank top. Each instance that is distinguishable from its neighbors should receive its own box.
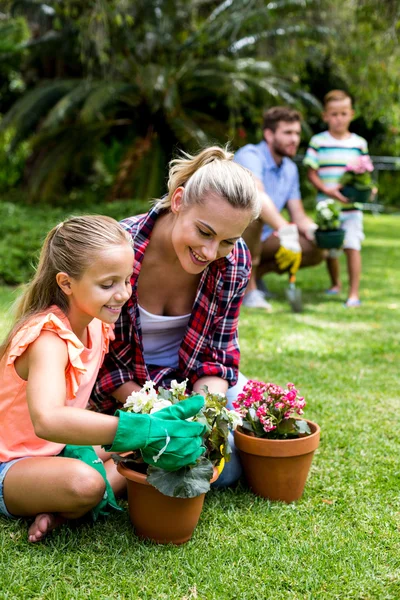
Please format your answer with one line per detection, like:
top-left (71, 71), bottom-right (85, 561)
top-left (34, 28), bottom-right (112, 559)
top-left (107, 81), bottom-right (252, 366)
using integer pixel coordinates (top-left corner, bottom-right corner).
top-left (138, 304), bottom-right (191, 368)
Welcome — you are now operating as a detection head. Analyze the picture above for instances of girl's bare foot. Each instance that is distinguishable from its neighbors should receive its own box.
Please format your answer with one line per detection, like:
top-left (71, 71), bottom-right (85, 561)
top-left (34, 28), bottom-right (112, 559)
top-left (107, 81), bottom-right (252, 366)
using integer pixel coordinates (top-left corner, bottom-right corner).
top-left (28, 513), bottom-right (65, 543)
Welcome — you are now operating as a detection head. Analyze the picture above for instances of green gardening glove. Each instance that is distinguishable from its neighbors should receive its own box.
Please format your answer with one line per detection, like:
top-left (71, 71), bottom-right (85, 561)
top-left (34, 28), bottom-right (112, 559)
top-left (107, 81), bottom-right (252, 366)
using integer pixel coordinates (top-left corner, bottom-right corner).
top-left (103, 396), bottom-right (207, 471)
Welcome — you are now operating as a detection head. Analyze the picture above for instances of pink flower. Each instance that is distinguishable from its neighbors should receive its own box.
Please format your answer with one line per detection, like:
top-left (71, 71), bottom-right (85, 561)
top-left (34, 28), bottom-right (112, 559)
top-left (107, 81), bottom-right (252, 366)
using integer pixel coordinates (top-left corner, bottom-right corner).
top-left (285, 390), bottom-right (297, 403)
top-left (232, 379), bottom-right (308, 438)
top-left (345, 155), bottom-right (374, 174)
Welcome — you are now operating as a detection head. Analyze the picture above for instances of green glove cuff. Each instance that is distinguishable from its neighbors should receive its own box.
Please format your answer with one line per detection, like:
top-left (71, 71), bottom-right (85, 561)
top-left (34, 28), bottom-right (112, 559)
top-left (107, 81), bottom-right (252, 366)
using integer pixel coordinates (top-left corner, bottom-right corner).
top-left (103, 410), bottom-right (151, 453)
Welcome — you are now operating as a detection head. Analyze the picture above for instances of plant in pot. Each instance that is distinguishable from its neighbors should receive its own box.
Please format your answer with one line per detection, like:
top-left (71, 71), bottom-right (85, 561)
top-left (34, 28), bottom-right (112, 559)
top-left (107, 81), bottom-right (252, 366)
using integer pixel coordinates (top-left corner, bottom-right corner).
top-left (339, 154), bottom-right (375, 206)
top-left (233, 380), bottom-right (320, 503)
top-left (114, 380), bottom-right (240, 544)
top-left (314, 199), bottom-right (345, 249)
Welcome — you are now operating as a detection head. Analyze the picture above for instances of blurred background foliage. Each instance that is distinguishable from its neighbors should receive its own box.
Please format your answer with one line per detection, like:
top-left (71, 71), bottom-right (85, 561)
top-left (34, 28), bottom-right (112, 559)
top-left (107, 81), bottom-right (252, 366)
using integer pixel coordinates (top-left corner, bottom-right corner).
top-left (0, 0), bottom-right (399, 274)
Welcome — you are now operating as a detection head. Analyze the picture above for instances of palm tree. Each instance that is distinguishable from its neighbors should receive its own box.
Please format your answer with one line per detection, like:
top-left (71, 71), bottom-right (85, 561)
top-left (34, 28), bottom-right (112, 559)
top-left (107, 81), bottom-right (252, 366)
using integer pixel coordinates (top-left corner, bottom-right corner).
top-left (1, 0), bottom-right (321, 201)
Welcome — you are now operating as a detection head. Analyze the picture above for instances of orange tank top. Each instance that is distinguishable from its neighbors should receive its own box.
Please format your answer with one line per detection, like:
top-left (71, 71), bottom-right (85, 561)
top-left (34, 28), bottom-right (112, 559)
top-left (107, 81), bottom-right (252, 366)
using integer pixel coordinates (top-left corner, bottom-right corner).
top-left (0, 306), bottom-right (113, 462)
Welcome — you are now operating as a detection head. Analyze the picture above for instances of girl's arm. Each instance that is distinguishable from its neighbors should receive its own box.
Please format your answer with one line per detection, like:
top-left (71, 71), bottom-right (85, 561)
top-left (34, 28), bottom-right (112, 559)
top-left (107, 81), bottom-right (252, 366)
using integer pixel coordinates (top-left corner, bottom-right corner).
top-left (25, 331), bottom-right (207, 471)
top-left (26, 331), bottom-right (119, 446)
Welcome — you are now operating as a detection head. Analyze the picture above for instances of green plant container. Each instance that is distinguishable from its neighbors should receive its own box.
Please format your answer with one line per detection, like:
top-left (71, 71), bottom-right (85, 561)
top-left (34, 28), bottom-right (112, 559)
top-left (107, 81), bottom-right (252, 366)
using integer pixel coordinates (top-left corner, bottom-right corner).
top-left (315, 228), bottom-right (345, 249)
top-left (341, 186), bottom-right (371, 203)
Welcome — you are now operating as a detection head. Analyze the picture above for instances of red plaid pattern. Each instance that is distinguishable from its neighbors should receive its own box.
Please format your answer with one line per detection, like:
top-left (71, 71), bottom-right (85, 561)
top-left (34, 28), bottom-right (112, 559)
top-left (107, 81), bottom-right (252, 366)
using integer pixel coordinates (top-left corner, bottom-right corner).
top-left (90, 206), bottom-right (251, 414)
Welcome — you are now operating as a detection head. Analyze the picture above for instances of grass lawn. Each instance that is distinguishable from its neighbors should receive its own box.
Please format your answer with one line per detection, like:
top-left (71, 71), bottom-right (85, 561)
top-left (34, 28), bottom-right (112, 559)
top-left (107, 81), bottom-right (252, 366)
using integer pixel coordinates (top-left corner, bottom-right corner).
top-left (0, 214), bottom-right (399, 599)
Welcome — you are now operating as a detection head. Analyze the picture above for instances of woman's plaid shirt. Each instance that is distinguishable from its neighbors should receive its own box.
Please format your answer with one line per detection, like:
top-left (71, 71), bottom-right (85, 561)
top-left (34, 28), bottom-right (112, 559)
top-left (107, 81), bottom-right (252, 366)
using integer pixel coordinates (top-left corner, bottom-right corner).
top-left (91, 206), bottom-right (251, 414)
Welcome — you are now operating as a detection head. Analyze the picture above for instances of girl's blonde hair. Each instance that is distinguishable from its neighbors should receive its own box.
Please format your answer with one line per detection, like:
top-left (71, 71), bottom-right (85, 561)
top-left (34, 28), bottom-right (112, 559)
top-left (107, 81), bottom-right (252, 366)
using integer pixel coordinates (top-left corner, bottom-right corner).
top-left (0, 215), bottom-right (132, 360)
top-left (157, 146), bottom-right (260, 220)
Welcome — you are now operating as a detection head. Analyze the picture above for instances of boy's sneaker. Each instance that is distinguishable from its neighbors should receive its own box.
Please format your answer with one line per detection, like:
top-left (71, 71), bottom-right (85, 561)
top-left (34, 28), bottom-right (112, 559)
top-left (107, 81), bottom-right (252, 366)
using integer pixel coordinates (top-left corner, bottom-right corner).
top-left (242, 290), bottom-right (272, 311)
top-left (256, 278), bottom-right (275, 299)
top-left (344, 299), bottom-right (361, 308)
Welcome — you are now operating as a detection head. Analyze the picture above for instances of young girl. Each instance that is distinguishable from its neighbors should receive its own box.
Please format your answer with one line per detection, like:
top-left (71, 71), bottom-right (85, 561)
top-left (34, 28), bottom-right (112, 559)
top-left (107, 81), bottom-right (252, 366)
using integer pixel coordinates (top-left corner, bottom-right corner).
top-left (91, 147), bottom-right (261, 487)
top-left (0, 215), bottom-right (206, 543)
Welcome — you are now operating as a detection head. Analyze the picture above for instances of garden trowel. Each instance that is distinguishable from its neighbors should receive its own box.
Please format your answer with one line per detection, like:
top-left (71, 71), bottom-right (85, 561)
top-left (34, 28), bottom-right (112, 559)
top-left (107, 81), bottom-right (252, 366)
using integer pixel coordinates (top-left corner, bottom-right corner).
top-left (286, 273), bottom-right (303, 313)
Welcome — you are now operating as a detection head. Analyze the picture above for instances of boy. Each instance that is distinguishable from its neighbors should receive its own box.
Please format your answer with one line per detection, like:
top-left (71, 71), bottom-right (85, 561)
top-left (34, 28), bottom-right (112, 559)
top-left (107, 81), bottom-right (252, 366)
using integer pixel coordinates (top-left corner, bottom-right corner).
top-left (304, 90), bottom-right (370, 307)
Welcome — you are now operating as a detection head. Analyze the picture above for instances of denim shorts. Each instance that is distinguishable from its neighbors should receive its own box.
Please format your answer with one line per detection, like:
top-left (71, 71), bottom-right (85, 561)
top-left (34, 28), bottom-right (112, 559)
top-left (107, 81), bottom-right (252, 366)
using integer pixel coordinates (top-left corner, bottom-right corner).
top-left (0, 458), bottom-right (29, 518)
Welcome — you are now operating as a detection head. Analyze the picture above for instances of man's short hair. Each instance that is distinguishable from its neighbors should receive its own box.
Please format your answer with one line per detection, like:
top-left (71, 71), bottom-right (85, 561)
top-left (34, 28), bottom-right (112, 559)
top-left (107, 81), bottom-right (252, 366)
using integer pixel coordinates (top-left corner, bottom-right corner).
top-left (262, 106), bottom-right (302, 132)
top-left (323, 89), bottom-right (353, 108)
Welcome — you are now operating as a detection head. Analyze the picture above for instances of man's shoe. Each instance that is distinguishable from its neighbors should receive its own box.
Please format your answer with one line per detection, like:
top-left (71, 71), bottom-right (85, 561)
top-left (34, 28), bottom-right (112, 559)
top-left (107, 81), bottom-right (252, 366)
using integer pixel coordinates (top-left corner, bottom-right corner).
top-left (242, 290), bottom-right (273, 311)
top-left (256, 278), bottom-right (275, 299)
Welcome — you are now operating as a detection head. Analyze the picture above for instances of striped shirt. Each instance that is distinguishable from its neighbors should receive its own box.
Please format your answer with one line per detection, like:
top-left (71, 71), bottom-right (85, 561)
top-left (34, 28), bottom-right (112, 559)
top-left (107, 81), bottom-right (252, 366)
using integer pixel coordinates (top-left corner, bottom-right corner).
top-left (303, 131), bottom-right (369, 202)
top-left (90, 206), bottom-right (251, 414)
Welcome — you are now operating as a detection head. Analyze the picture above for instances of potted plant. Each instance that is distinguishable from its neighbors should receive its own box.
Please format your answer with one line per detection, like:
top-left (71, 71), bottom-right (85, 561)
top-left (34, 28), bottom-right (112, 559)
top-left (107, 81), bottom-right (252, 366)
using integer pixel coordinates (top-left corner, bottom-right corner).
top-left (233, 380), bottom-right (320, 503)
top-left (115, 380), bottom-right (240, 544)
top-left (314, 199), bottom-right (345, 249)
top-left (339, 154), bottom-right (375, 205)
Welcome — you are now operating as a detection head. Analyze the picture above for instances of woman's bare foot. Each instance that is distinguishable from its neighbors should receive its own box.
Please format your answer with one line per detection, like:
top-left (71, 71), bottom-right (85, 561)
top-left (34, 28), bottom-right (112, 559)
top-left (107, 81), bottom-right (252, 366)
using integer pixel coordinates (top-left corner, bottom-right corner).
top-left (28, 513), bottom-right (65, 543)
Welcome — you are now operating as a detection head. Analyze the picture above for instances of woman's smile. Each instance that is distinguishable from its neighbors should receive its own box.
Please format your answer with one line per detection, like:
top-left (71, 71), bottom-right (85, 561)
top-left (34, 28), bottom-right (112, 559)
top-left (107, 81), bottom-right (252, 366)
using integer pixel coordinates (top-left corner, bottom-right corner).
top-left (189, 248), bottom-right (209, 265)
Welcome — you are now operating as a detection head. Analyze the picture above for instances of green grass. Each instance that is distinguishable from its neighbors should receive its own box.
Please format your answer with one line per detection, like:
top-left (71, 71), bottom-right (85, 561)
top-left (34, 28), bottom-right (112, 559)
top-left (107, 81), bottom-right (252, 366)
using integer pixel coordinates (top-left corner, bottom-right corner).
top-left (0, 214), bottom-right (399, 600)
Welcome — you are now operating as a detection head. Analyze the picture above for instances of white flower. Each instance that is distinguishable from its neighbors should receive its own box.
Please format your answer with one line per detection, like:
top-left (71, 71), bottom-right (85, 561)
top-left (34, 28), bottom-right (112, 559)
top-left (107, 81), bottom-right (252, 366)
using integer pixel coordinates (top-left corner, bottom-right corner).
top-left (124, 380), bottom-right (160, 413)
top-left (321, 208), bottom-right (333, 219)
top-left (317, 199), bottom-right (335, 213)
top-left (124, 390), bottom-right (153, 413)
top-left (142, 380), bottom-right (158, 402)
top-left (227, 410), bottom-right (243, 430)
top-left (170, 379), bottom-right (188, 397)
top-left (150, 399), bottom-right (173, 414)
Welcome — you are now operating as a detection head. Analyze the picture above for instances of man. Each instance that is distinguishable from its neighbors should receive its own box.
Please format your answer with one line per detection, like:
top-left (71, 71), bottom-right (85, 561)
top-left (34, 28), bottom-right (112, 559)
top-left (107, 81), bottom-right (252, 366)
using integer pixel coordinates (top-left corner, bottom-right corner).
top-left (235, 106), bottom-right (323, 310)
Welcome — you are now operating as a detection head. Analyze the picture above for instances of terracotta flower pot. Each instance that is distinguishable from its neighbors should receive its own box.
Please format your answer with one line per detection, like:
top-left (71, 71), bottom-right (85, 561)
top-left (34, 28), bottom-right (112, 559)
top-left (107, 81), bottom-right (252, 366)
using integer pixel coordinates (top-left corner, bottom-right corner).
top-left (234, 420), bottom-right (320, 503)
top-left (117, 462), bottom-right (219, 544)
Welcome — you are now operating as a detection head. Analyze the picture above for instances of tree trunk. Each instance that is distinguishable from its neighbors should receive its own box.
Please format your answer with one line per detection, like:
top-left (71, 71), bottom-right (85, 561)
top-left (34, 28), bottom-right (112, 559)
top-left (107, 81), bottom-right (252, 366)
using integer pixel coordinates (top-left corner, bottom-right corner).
top-left (108, 127), bottom-right (155, 201)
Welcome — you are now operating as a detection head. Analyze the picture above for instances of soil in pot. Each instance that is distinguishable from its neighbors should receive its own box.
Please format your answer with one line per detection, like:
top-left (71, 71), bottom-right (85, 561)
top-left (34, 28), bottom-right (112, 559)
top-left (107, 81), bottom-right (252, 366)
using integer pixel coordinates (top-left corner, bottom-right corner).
top-left (117, 462), bottom-right (219, 544)
top-left (234, 420), bottom-right (320, 503)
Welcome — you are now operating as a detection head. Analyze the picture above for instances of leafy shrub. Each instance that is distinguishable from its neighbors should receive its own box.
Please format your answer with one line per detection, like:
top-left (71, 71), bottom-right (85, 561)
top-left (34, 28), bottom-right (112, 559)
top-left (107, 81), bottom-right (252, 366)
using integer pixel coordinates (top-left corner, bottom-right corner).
top-left (0, 198), bottom-right (149, 285)
top-left (373, 170), bottom-right (400, 208)
top-left (0, 129), bottom-right (30, 192)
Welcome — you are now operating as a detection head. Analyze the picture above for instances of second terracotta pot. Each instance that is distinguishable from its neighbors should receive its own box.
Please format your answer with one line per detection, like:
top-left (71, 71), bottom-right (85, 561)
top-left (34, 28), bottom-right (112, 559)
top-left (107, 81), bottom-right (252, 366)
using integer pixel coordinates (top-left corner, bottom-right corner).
top-left (234, 420), bottom-right (320, 503)
top-left (117, 462), bottom-right (219, 544)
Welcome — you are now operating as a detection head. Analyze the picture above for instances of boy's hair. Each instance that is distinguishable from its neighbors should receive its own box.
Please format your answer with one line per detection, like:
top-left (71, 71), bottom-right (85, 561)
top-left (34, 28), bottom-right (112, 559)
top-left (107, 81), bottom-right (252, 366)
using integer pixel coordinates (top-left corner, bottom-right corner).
top-left (157, 145), bottom-right (260, 220)
top-left (262, 106), bottom-right (302, 132)
top-left (0, 215), bottom-right (132, 360)
top-left (323, 90), bottom-right (353, 108)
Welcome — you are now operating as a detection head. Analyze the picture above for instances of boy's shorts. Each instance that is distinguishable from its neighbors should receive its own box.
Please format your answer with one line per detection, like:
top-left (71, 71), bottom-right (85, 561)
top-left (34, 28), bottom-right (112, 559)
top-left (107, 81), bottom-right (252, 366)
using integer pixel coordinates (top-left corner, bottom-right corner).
top-left (0, 458), bottom-right (29, 518)
top-left (340, 210), bottom-right (364, 251)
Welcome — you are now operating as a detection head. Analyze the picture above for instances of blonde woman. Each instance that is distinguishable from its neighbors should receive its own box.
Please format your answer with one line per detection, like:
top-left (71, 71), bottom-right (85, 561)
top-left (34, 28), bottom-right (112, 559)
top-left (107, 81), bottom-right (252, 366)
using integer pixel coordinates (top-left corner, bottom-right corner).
top-left (92, 147), bottom-right (261, 486)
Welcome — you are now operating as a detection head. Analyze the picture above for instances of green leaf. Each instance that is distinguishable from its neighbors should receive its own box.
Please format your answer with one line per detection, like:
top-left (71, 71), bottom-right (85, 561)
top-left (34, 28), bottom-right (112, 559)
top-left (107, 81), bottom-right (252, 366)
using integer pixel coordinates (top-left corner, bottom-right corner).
top-left (277, 417), bottom-right (297, 436)
top-left (147, 457), bottom-right (214, 498)
top-left (157, 387), bottom-right (173, 402)
top-left (296, 420), bottom-right (312, 437)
